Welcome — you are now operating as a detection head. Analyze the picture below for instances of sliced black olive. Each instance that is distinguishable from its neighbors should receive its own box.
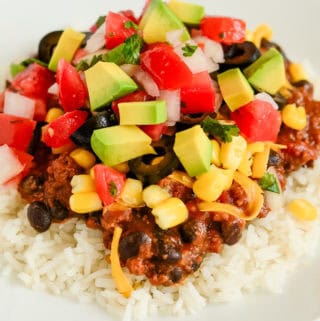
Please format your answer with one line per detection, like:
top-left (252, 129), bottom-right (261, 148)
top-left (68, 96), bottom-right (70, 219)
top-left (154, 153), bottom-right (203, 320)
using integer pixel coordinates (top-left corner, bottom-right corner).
top-left (128, 136), bottom-right (180, 185)
top-left (221, 41), bottom-right (261, 70)
top-left (27, 201), bottom-right (52, 233)
top-left (28, 121), bottom-right (46, 155)
top-left (119, 232), bottom-right (151, 261)
top-left (71, 110), bottom-right (117, 148)
top-left (50, 200), bottom-right (69, 220)
top-left (38, 31), bottom-right (63, 63)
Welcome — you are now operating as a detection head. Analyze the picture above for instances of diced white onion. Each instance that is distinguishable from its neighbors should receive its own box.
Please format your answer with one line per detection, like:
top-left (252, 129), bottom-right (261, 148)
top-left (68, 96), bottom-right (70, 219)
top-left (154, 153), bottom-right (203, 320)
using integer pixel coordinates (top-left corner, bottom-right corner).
top-left (159, 89), bottom-right (180, 124)
top-left (4, 91), bottom-right (35, 119)
top-left (166, 29), bottom-right (184, 47)
top-left (133, 67), bottom-right (160, 97)
top-left (174, 40), bottom-right (211, 74)
top-left (0, 144), bottom-right (24, 185)
top-left (48, 82), bottom-right (59, 95)
top-left (255, 92), bottom-right (279, 110)
top-left (120, 64), bottom-right (140, 77)
top-left (84, 22), bottom-right (106, 53)
top-left (193, 36), bottom-right (225, 64)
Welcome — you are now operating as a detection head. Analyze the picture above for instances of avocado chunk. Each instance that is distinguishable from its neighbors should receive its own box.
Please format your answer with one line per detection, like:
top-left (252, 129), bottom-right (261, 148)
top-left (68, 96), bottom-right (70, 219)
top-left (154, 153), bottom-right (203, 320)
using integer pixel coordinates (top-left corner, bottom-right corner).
top-left (244, 48), bottom-right (286, 95)
top-left (139, 0), bottom-right (190, 44)
top-left (173, 125), bottom-right (212, 177)
top-left (119, 100), bottom-right (167, 125)
top-left (91, 125), bottom-right (156, 166)
top-left (167, 0), bottom-right (204, 25)
top-left (84, 61), bottom-right (138, 111)
top-left (48, 28), bottom-right (85, 71)
top-left (217, 68), bottom-right (254, 111)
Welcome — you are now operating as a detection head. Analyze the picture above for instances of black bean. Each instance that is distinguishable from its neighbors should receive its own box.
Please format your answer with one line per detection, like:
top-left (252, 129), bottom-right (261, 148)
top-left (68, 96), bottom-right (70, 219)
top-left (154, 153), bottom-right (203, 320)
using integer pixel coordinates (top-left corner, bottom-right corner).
top-left (221, 220), bottom-right (242, 245)
top-left (119, 232), bottom-right (150, 261)
top-left (268, 150), bottom-right (282, 167)
top-left (27, 201), bottom-right (52, 233)
top-left (180, 220), bottom-right (197, 243)
top-left (169, 267), bottom-right (183, 283)
top-left (50, 200), bottom-right (69, 221)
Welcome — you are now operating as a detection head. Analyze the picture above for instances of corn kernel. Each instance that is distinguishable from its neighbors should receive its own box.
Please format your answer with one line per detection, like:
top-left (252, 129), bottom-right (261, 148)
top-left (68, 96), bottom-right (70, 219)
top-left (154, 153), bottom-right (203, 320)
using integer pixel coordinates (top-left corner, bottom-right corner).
top-left (252, 144), bottom-right (270, 178)
top-left (51, 143), bottom-right (74, 154)
top-left (152, 197), bottom-right (188, 229)
top-left (238, 151), bottom-right (252, 176)
top-left (289, 63), bottom-right (308, 83)
top-left (245, 29), bottom-right (253, 41)
top-left (70, 148), bottom-right (96, 169)
top-left (252, 23), bottom-right (273, 48)
top-left (282, 104), bottom-right (307, 131)
top-left (71, 174), bottom-right (96, 193)
top-left (120, 178), bottom-right (143, 207)
top-left (210, 139), bottom-right (221, 166)
top-left (193, 166), bottom-right (234, 202)
top-left (45, 107), bottom-right (64, 123)
top-left (143, 185), bottom-right (171, 208)
top-left (69, 192), bottom-right (103, 214)
top-left (220, 135), bottom-right (247, 170)
top-left (112, 162), bottom-right (130, 174)
top-left (247, 142), bottom-right (265, 154)
top-left (287, 199), bottom-right (317, 221)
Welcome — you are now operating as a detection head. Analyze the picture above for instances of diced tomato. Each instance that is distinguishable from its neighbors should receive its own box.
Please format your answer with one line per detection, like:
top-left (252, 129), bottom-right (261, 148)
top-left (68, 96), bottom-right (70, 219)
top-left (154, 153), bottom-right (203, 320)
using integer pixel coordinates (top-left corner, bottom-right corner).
top-left (105, 12), bottom-right (138, 49)
top-left (33, 98), bottom-right (47, 121)
top-left (11, 63), bottom-right (55, 100)
top-left (200, 16), bottom-right (246, 45)
top-left (56, 59), bottom-right (88, 112)
top-left (12, 148), bottom-right (34, 179)
top-left (140, 123), bottom-right (168, 141)
top-left (180, 71), bottom-right (216, 114)
top-left (0, 91), bottom-right (4, 113)
top-left (0, 114), bottom-right (36, 151)
top-left (119, 10), bottom-right (139, 24)
top-left (231, 100), bottom-right (281, 142)
top-left (93, 164), bottom-right (126, 206)
top-left (43, 110), bottom-right (88, 148)
top-left (111, 90), bottom-right (150, 115)
top-left (72, 48), bottom-right (89, 64)
top-left (140, 44), bottom-right (193, 90)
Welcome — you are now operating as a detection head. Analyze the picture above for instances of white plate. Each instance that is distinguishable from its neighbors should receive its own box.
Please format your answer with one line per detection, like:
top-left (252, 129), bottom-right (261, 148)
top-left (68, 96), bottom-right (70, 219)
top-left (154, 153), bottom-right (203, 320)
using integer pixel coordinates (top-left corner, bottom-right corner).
top-left (0, 1), bottom-right (320, 321)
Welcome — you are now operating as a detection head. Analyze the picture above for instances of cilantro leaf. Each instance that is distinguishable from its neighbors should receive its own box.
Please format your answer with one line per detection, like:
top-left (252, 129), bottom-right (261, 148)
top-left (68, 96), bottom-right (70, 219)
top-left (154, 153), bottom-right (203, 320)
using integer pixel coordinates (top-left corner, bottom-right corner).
top-left (124, 20), bottom-right (139, 30)
top-left (109, 181), bottom-right (118, 197)
top-left (258, 172), bottom-right (280, 194)
top-left (181, 43), bottom-right (198, 57)
top-left (94, 15), bottom-right (106, 29)
top-left (201, 116), bottom-right (240, 142)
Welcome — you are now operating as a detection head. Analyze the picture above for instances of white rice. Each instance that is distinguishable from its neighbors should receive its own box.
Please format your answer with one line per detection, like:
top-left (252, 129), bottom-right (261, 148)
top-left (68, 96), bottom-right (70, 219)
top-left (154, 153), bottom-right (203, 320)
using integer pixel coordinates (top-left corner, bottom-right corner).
top-left (0, 157), bottom-right (320, 320)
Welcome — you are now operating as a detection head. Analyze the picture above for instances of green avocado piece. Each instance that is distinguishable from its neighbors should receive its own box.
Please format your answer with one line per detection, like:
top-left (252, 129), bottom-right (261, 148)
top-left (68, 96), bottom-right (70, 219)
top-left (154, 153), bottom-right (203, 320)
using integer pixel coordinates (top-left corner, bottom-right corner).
top-left (167, 0), bottom-right (204, 25)
top-left (244, 48), bottom-right (286, 95)
top-left (173, 125), bottom-right (212, 177)
top-left (119, 100), bottom-right (167, 125)
top-left (139, 0), bottom-right (190, 44)
top-left (91, 125), bottom-right (156, 166)
top-left (84, 61), bottom-right (138, 111)
top-left (217, 68), bottom-right (254, 111)
top-left (48, 28), bottom-right (85, 71)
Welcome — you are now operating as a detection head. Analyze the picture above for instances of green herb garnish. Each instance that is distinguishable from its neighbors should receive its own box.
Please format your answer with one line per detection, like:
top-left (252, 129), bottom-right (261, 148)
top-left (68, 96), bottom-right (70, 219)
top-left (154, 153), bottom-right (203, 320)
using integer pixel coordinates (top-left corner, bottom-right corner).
top-left (201, 116), bottom-right (240, 142)
top-left (94, 15), bottom-right (106, 29)
top-left (109, 181), bottom-right (118, 197)
top-left (10, 58), bottom-right (48, 77)
top-left (258, 172), bottom-right (280, 193)
top-left (181, 43), bottom-right (198, 57)
top-left (124, 20), bottom-right (139, 30)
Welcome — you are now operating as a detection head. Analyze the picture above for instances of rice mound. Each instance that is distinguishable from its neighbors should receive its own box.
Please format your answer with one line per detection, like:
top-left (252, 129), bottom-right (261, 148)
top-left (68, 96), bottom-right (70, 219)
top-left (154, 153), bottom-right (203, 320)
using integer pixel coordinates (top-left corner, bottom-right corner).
top-left (0, 158), bottom-right (319, 320)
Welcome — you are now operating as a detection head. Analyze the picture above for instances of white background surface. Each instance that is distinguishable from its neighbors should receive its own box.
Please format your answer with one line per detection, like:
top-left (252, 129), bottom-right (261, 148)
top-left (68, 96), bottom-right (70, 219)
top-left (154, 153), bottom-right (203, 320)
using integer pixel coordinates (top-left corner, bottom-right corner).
top-left (0, 0), bottom-right (320, 320)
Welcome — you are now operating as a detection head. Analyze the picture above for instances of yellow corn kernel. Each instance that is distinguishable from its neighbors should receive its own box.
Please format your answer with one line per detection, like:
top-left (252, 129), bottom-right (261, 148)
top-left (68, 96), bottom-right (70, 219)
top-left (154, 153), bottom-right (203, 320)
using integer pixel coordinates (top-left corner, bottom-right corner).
top-left (210, 139), bottom-right (221, 166)
top-left (247, 142), bottom-right (265, 154)
top-left (45, 107), bottom-right (64, 123)
top-left (169, 170), bottom-right (194, 188)
top-left (70, 148), bottom-right (96, 169)
top-left (220, 135), bottom-right (247, 170)
top-left (282, 104), bottom-right (307, 131)
top-left (252, 23), bottom-right (273, 48)
top-left (287, 199), bottom-right (317, 221)
top-left (245, 29), bottom-right (253, 41)
top-left (238, 151), bottom-right (252, 177)
top-left (69, 192), bottom-right (103, 214)
top-left (151, 197), bottom-right (188, 229)
top-left (193, 166), bottom-right (234, 202)
top-left (112, 162), bottom-right (130, 174)
top-left (143, 185), bottom-right (171, 208)
top-left (120, 178), bottom-right (143, 207)
top-left (71, 174), bottom-right (96, 193)
top-left (51, 144), bottom-right (74, 154)
top-left (252, 144), bottom-right (270, 178)
top-left (289, 63), bottom-right (308, 83)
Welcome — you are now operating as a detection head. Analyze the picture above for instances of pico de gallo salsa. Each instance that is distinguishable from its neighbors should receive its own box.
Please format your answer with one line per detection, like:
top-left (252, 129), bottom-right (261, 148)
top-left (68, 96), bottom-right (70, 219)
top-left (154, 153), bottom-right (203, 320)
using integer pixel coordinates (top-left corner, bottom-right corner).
top-left (0, 0), bottom-right (319, 298)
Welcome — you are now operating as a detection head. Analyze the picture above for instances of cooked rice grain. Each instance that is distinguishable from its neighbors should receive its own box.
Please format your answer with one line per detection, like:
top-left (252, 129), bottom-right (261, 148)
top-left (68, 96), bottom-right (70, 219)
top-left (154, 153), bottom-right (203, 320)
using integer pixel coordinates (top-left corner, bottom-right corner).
top-left (0, 160), bottom-right (320, 320)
